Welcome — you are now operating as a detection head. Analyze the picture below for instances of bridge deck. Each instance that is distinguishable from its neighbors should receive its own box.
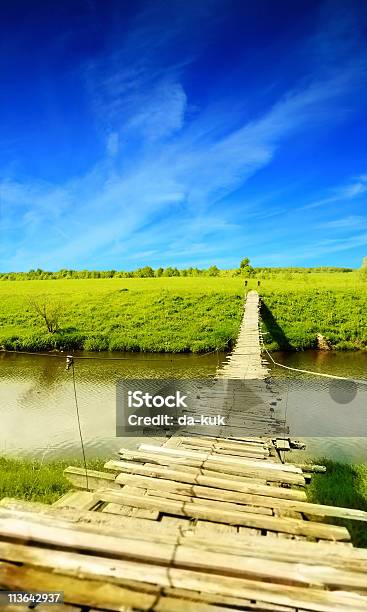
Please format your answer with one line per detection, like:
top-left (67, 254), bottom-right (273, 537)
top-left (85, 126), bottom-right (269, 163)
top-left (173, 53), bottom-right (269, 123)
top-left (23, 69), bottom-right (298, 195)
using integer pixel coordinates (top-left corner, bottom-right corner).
top-left (218, 290), bottom-right (268, 380)
top-left (175, 289), bottom-right (283, 439)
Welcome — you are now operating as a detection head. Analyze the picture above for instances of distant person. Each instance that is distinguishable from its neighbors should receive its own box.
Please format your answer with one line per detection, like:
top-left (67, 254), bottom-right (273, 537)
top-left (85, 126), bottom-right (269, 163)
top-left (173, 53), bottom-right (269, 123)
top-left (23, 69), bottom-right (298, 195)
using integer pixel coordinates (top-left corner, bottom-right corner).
top-left (244, 280), bottom-right (248, 287)
top-left (257, 280), bottom-right (260, 287)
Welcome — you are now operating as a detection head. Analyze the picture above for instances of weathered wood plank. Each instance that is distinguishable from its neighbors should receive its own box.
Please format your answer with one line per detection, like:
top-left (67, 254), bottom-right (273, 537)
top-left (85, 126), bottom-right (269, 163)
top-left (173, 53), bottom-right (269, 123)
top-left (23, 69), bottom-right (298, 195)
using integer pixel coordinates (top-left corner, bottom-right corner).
top-left (118, 449), bottom-right (306, 485)
top-left (275, 439), bottom-right (291, 452)
top-left (64, 467), bottom-right (120, 491)
top-left (1, 536), bottom-right (367, 595)
top-left (137, 444), bottom-right (302, 474)
top-left (114, 472), bottom-right (291, 511)
top-left (112, 471), bottom-right (367, 521)
top-left (106, 459), bottom-right (270, 486)
top-left (53, 491), bottom-right (97, 511)
top-left (106, 460), bottom-right (308, 499)
top-left (2, 543), bottom-right (367, 611)
top-left (0, 500), bottom-right (365, 569)
top-left (94, 489), bottom-right (351, 540)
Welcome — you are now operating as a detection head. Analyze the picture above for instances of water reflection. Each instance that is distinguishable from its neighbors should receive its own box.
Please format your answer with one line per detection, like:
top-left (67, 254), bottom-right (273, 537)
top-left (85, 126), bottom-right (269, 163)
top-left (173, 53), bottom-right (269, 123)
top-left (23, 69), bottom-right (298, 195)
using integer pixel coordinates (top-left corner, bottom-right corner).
top-left (1, 350), bottom-right (366, 461)
top-left (0, 351), bottom-right (222, 459)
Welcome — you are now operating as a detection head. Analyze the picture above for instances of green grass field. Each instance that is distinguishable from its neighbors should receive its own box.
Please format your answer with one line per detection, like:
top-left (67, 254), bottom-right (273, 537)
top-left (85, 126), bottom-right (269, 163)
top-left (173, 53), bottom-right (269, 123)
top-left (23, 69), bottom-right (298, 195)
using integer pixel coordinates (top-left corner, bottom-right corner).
top-left (260, 271), bottom-right (367, 351)
top-left (0, 277), bottom-right (244, 352)
top-left (0, 271), bottom-right (366, 352)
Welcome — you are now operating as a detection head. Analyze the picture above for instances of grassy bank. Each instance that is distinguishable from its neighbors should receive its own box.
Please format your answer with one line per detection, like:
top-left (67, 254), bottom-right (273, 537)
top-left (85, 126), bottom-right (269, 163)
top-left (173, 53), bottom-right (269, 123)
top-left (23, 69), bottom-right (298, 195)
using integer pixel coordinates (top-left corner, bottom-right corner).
top-left (0, 272), bottom-right (366, 352)
top-left (261, 272), bottom-right (367, 351)
top-left (0, 277), bottom-right (243, 353)
top-left (0, 456), bottom-right (106, 504)
top-left (307, 459), bottom-right (367, 547)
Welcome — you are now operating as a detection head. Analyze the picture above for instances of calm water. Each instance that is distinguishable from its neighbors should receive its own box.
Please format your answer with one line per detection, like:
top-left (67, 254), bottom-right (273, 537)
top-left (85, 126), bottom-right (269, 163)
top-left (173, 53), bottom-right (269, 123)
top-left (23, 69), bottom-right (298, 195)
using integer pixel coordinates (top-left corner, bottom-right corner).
top-left (0, 351), bottom-right (222, 459)
top-left (271, 351), bottom-right (367, 463)
top-left (1, 350), bottom-right (366, 462)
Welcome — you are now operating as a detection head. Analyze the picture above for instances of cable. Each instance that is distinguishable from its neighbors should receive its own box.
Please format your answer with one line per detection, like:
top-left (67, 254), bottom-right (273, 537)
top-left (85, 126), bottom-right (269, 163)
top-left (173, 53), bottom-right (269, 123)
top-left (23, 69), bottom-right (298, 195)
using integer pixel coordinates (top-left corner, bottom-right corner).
top-left (280, 381), bottom-right (290, 465)
top-left (70, 359), bottom-right (89, 491)
top-left (0, 348), bottom-right (217, 362)
top-left (0, 349), bottom-right (64, 358)
top-left (263, 346), bottom-right (367, 386)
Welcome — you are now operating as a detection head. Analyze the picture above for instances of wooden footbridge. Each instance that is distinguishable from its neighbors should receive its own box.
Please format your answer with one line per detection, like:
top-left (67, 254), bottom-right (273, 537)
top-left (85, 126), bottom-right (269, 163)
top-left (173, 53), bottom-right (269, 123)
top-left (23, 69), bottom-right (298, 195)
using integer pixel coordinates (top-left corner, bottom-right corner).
top-left (1, 291), bottom-right (367, 611)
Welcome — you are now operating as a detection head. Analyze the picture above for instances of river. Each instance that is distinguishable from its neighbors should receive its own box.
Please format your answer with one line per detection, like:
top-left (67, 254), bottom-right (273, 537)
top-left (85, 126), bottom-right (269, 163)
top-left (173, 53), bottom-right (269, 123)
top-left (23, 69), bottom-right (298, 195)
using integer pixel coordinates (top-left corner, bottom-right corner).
top-left (1, 350), bottom-right (366, 462)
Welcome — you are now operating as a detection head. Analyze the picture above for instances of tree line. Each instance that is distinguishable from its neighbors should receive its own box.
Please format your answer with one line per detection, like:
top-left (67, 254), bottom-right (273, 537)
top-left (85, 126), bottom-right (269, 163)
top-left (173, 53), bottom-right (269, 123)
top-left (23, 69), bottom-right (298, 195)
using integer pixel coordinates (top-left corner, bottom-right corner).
top-left (0, 261), bottom-right (358, 281)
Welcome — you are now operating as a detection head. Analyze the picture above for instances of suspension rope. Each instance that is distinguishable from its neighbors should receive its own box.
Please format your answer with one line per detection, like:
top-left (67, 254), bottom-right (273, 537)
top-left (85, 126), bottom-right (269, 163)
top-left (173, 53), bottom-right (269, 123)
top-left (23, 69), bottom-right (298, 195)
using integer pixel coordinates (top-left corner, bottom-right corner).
top-left (262, 346), bottom-right (367, 386)
top-left (0, 348), bottom-right (217, 361)
top-left (69, 357), bottom-right (89, 491)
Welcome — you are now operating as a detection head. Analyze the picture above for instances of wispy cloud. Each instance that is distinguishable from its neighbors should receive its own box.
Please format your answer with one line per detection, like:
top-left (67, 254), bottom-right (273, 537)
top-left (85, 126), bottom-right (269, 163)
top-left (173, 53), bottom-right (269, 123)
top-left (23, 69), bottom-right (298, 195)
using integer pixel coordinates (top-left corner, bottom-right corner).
top-left (304, 175), bottom-right (367, 210)
top-left (319, 215), bottom-right (367, 230)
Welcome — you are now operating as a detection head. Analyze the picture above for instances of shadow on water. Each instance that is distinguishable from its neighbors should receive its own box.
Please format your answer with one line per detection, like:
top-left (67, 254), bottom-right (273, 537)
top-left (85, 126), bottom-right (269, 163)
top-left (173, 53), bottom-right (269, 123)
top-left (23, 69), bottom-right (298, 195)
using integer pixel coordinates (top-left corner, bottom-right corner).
top-left (308, 459), bottom-right (367, 547)
top-left (260, 302), bottom-right (292, 350)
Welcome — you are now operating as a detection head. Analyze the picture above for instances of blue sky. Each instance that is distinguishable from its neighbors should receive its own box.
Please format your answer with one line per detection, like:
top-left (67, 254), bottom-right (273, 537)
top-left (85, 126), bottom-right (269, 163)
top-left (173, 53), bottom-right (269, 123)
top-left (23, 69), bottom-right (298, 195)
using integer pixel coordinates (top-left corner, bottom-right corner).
top-left (1, 0), bottom-right (367, 271)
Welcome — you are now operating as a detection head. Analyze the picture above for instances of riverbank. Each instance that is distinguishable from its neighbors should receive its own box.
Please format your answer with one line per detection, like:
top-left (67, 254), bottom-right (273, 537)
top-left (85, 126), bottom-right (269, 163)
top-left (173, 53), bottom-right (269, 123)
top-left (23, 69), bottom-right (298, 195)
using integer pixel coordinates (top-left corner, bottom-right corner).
top-left (261, 272), bottom-right (367, 351)
top-left (1, 455), bottom-right (366, 546)
top-left (0, 277), bottom-right (243, 353)
top-left (0, 272), bottom-right (366, 352)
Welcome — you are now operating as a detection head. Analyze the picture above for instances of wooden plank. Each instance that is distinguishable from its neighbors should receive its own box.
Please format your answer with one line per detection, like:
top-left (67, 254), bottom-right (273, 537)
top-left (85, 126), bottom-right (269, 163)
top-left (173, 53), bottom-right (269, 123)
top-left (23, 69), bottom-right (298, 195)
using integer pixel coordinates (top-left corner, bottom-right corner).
top-left (293, 464), bottom-right (327, 473)
top-left (1, 534), bottom-right (367, 596)
top-left (94, 490), bottom-right (351, 540)
top-left (179, 441), bottom-right (269, 457)
top-left (53, 491), bottom-right (97, 511)
top-left (100, 484), bottom-right (159, 520)
top-left (101, 503), bottom-right (159, 520)
top-left (53, 490), bottom-right (80, 507)
top-left (106, 460), bottom-right (307, 500)
top-left (64, 467), bottom-right (120, 491)
top-left (0, 501), bottom-right (365, 569)
top-left (2, 540), bottom-right (366, 611)
top-left (0, 499), bottom-right (187, 536)
top-left (210, 435), bottom-right (270, 445)
top-left (177, 437), bottom-right (269, 452)
top-left (106, 459), bottom-right (269, 485)
top-left (117, 450), bottom-right (306, 485)
top-left (110, 470), bottom-right (367, 523)
top-left (163, 587), bottom-right (296, 612)
top-left (142, 487), bottom-right (273, 515)
top-left (275, 439), bottom-right (291, 452)
top-left (114, 472), bottom-right (293, 513)
top-left (194, 520), bottom-right (238, 535)
top-left (181, 444), bottom-right (268, 459)
top-left (137, 444), bottom-right (301, 474)
top-left (0, 561), bottom-right (157, 611)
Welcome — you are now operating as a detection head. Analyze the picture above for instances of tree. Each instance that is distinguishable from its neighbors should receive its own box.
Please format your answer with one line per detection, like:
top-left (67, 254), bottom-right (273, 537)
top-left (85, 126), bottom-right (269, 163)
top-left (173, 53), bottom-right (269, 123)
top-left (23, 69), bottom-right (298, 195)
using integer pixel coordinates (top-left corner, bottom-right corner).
top-left (28, 298), bottom-right (62, 333)
top-left (208, 265), bottom-right (220, 276)
top-left (134, 266), bottom-right (154, 278)
top-left (239, 257), bottom-right (254, 276)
